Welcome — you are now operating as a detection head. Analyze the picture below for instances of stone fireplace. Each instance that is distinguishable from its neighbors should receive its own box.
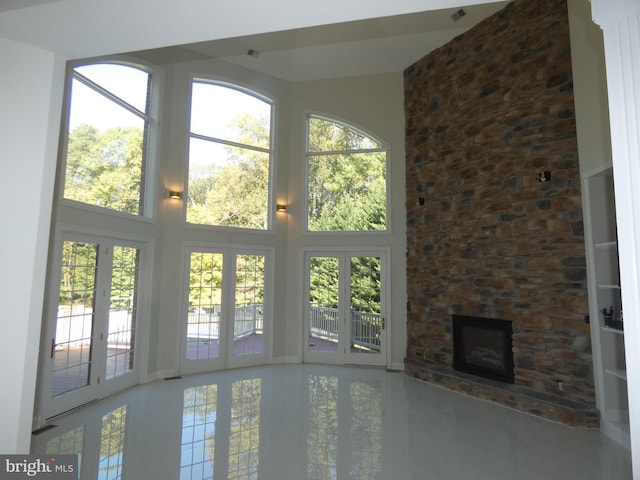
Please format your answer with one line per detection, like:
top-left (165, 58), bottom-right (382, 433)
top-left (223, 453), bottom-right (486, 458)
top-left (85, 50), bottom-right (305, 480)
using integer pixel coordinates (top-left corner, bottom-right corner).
top-left (452, 315), bottom-right (514, 384)
top-left (403, 0), bottom-right (598, 428)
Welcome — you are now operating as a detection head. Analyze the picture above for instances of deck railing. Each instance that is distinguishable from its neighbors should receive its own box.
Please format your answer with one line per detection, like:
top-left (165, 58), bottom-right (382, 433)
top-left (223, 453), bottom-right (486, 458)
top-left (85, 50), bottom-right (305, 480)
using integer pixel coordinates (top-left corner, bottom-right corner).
top-left (56, 304), bottom-right (380, 351)
top-left (187, 304), bottom-right (263, 340)
top-left (308, 306), bottom-right (382, 352)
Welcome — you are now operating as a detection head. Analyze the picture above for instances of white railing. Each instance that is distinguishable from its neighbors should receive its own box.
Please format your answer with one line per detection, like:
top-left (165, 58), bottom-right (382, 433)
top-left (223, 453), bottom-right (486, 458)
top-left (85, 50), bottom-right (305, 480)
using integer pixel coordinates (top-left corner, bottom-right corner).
top-left (187, 304), bottom-right (263, 340)
top-left (233, 303), bottom-right (264, 338)
top-left (308, 306), bottom-right (340, 341)
top-left (55, 307), bottom-right (133, 349)
top-left (57, 303), bottom-right (379, 351)
top-left (309, 306), bottom-right (382, 352)
top-left (349, 310), bottom-right (382, 351)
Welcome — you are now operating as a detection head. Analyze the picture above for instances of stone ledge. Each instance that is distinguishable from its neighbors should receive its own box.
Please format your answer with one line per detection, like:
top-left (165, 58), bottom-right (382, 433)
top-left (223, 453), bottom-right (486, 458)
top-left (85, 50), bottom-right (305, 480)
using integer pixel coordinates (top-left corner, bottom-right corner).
top-left (405, 358), bottom-right (599, 428)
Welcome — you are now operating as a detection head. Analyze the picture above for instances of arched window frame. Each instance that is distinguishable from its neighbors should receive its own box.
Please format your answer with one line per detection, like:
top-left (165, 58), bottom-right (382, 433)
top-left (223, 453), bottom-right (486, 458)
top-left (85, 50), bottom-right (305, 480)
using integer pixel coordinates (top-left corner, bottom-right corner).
top-left (305, 113), bottom-right (390, 233)
top-left (186, 78), bottom-right (276, 231)
top-left (57, 58), bottom-right (160, 219)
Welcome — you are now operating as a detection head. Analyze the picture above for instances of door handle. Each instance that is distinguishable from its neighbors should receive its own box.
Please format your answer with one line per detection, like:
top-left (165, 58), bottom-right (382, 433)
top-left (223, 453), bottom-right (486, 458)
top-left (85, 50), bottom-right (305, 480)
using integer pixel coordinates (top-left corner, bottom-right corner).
top-left (382, 317), bottom-right (386, 330)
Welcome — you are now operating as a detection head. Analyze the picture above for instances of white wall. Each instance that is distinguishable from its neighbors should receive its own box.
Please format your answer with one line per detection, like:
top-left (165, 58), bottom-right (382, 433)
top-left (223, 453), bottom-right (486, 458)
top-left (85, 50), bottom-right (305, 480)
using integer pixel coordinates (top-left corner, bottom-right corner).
top-left (288, 74), bottom-right (407, 368)
top-left (149, 57), bottom-right (293, 375)
top-left (0, 38), bottom-right (64, 453)
top-left (142, 59), bottom-right (408, 373)
top-left (567, 0), bottom-right (612, 175)
top-left (590, 1), bottom-right (640, 475)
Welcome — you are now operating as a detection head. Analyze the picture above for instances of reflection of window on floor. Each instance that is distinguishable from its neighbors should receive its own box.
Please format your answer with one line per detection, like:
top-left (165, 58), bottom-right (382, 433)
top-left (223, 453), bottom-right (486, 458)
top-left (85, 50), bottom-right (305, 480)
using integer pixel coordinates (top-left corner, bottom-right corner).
top-left (229, 378), bottom-right (261, 479)
top-left (307, 375), bottom-right (338, 479)
top-left (181, 384), bottom-right (218, 480)
top-left (306, 375), bottom-right (383, 480)
top-left (350, 381), bottom-right (382, 478)
top-left (46, 426), bottom-right (84, 472)
top-left (99, 405), bottom-right (127, 480)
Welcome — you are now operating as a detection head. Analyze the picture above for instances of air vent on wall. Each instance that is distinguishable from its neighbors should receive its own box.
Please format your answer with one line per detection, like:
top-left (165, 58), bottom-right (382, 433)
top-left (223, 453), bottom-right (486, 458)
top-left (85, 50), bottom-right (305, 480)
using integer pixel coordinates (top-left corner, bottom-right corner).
top-left (451, 8), bottom-right (467, 21)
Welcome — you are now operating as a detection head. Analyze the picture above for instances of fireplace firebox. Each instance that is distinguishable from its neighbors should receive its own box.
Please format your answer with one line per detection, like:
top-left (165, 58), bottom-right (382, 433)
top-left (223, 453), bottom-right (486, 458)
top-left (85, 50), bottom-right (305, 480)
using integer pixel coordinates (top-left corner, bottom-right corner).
top-left (452, 315), bottom-right (514, 384)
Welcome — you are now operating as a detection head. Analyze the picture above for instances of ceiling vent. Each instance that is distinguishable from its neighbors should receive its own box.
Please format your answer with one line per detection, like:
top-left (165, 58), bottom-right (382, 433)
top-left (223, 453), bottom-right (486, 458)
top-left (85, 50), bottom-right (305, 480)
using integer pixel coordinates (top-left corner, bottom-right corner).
top-left (451, 8), bottom-right (467, 21)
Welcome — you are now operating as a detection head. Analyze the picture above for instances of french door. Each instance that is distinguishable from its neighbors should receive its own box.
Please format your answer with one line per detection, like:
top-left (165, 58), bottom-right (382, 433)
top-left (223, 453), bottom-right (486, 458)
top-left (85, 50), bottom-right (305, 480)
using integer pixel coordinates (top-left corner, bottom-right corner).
top-left (39, 233), bottom-right (147, 419)
top-left (180, 246), bottom-right (271, 374)
top-left (304, 250), bottom-right (387, 367)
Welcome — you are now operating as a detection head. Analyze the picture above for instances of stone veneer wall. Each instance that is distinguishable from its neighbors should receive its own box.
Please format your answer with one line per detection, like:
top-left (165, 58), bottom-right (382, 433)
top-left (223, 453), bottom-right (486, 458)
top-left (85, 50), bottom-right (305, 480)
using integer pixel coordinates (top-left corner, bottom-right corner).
top-left (404, 0), bottom-right (596, 423)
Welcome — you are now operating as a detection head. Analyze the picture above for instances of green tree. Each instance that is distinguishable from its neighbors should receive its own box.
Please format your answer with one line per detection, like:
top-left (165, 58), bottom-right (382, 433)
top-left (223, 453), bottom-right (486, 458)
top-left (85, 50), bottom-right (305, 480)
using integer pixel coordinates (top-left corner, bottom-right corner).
top-left (189, 252), bottom-right (223, 309)
top-left (187, 113), bottom-right (270, 229)
top-left (64, 125), bottom-right (144, 215)
top-left (59, 240), bottom-right (97, 306)
top-left (307, 117), bottom-right (387, 232)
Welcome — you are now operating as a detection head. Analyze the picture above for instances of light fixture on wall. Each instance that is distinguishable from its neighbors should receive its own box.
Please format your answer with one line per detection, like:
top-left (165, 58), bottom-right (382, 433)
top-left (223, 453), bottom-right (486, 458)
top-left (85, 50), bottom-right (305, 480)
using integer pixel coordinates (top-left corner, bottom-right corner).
top-left (276, 204), bottom-right (287, 212)
top-left (169, 190), bottom-right (183, 200)
top-left (416, 197), bottom-right (425, 206)
top-left (537, 171), bottom-right (551, 183)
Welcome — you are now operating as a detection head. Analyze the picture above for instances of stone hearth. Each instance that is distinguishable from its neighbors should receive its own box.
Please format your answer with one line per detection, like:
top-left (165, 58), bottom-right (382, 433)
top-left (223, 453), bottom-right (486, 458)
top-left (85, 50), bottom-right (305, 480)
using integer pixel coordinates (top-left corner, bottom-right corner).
top-left (405, 359), bottom-right (599, 428)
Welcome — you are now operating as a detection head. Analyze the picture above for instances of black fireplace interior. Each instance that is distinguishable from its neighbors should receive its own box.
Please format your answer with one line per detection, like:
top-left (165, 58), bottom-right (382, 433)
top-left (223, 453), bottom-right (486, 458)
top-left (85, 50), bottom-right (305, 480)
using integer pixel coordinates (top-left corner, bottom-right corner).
top-left (452, 315), bottom-right (514, 384)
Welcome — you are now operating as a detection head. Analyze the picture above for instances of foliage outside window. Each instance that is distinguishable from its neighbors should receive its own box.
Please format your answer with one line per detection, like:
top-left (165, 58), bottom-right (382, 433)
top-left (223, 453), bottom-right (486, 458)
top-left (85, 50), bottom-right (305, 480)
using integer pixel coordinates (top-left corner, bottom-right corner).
top-left (62, 63), bottom-right (151, 216)
top-left (307, 115), bottom-right (387, 232)
top-left (187, 82), bottom-right (273, 230)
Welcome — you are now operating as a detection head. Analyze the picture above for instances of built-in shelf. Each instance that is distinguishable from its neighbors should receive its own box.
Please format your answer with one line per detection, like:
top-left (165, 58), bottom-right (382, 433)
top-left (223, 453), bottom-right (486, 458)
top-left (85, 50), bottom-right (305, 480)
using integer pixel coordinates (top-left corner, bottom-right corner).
top-left (583, 166), bottom-right (629, 449)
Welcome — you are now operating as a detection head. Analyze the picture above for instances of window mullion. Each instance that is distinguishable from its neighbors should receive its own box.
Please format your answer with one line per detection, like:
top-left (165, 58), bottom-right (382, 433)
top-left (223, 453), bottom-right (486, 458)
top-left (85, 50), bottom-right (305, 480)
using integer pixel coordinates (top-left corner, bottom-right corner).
top-left (307, 148), bottom-right (386, 156)
top-left (73, 71), bottom-right (149, 121)
top-left (189, 132), bottom-right (272, 155)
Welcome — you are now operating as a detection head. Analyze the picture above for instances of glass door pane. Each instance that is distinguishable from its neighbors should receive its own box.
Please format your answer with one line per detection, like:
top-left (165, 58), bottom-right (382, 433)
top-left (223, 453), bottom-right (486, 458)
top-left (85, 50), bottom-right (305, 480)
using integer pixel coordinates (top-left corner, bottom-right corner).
top-left (53, 241), bottom-right (98, 396)
top-left (348, 256), bottom-right (382, 357)
top-left (308, 256), bottom-right (341, 354)
top-left (106, 246), bottom-right (139, 380)
top-left (233, 254), bottom-right (265, 356)
top-left (187, 252), bottom-right (224, 361)
top-left (305, 252), bottom-right (386, 366)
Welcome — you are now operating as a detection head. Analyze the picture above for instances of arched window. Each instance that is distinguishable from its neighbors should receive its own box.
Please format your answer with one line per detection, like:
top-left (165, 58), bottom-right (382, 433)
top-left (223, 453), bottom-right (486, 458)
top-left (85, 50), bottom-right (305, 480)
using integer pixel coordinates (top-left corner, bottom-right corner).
top-left (306, 115), bottom-right (388, 232)
top-left (187, 81), bottom-right (273, 230)
top-left (61, 62), bottom-right (153, 216)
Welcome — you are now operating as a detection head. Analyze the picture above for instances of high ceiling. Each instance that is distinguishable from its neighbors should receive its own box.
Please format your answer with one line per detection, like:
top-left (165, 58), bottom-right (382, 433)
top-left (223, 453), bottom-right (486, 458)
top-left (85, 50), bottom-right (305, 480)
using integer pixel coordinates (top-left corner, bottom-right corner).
top-left (131, 3), bottom-right (508, 82)
top-left (0, 0), bottom-right (508, 83)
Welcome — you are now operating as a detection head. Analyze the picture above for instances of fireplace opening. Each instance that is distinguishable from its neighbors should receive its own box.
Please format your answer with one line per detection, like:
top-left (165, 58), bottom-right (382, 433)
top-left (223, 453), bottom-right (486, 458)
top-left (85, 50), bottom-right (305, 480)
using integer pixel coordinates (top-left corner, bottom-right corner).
top-left (452, 315), bottom-right (514, 384)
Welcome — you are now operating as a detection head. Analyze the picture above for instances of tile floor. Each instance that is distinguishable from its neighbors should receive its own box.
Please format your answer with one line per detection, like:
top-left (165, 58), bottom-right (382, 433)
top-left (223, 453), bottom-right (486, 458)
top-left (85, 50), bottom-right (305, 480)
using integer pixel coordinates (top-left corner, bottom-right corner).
top-left (31, 364), bottom-right (633, 479)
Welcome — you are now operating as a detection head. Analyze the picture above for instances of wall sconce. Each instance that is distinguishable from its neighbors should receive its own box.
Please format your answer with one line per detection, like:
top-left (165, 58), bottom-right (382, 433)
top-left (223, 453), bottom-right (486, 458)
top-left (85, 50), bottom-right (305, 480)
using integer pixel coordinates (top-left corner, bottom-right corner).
top-left (276, 204), bottom-right (287, 212)
top-left (537, 171), bottom-right (551, 183)
top-left (169, 190), bottom-right (183, 200)
top-left (416, 197), bottom-right (425, 206)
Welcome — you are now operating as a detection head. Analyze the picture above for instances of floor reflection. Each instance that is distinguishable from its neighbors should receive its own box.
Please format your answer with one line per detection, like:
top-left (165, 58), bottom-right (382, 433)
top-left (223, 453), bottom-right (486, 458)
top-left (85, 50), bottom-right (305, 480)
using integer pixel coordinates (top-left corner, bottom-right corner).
top-left (32, 365), bottom-right (633, 480)
top-left (181, 384), bottom-right (217, 479)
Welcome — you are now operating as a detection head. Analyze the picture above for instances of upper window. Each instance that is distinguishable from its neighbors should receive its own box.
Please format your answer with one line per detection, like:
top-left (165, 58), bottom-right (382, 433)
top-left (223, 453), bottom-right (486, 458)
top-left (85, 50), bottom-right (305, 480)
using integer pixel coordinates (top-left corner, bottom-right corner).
top-left (187, 81), bottom-right (273, 230)
top-left (61, 62), bottom-right (152, 216)
top-left (306, 115), bottom-right (388, 232)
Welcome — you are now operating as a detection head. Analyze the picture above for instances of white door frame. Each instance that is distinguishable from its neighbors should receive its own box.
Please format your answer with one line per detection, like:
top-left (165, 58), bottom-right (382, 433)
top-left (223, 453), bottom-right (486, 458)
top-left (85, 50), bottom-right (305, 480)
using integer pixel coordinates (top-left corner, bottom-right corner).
top-left (178, 243), bottom-right (274, 375)
top-left (37, 227), bottom-right (152, 420)
top-left (302, 247), bottom-right (389, 367)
